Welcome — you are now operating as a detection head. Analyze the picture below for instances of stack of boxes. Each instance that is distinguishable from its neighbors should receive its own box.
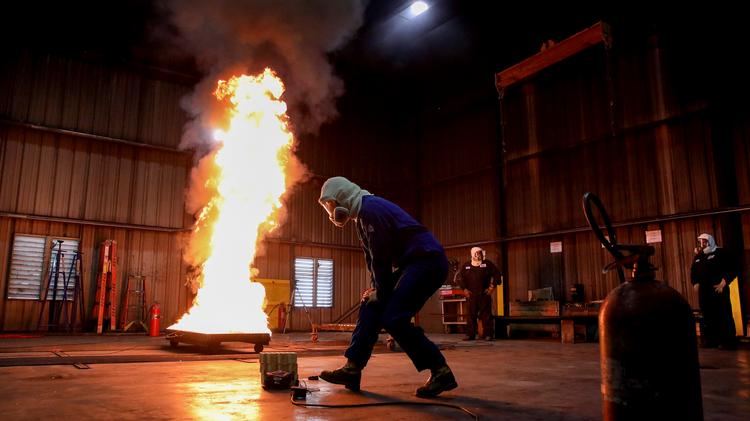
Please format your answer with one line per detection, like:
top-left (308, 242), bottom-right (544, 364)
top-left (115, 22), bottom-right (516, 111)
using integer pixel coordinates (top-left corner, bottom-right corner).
top-left (260, 352), bottom-right (298, 389)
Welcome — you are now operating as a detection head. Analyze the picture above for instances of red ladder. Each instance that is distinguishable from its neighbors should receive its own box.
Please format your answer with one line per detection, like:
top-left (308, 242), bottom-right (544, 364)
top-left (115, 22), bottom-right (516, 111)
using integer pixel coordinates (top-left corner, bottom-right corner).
top-left (93, 240), bottom-right (118, 334)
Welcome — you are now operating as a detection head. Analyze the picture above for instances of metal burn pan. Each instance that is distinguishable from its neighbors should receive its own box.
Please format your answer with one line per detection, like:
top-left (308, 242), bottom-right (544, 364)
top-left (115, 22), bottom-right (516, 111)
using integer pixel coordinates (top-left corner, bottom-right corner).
top-left (165, 329), bottom-right (270, 353)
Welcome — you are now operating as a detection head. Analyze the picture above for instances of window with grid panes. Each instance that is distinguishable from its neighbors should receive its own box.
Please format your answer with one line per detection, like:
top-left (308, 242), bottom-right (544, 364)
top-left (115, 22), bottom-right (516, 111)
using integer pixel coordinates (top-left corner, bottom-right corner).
top-left (6, 235), bottom-right (80, 300)
top-left (293, 257), bottom-right (333, 307)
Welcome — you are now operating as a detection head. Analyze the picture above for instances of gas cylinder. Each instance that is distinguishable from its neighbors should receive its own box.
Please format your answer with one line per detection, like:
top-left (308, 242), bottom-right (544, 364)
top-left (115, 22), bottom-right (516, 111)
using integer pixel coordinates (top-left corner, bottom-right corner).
top-left (599, 261), bottom-right (703, 420)
top-left (583, 192), bottom-right (702, 420)
top-left (149, 302), bottom-right (160, 337)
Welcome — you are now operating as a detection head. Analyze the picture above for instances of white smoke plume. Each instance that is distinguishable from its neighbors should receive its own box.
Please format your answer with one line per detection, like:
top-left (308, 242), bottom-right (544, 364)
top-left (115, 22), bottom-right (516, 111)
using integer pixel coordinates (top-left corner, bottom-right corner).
top-left (162, 1), bottom-right (367, 274)
top-left (163, 0), bottom-right (368, 153)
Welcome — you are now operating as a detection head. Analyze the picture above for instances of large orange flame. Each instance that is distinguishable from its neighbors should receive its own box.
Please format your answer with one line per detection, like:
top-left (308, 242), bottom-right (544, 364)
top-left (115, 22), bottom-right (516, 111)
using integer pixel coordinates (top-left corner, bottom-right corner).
top-left (170, 68), bottom-right (297, 334)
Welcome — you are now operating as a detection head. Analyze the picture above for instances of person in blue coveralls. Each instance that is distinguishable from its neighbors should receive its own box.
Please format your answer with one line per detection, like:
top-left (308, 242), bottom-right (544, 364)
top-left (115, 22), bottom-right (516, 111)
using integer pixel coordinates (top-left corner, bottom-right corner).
top-left (317, 176), bottom-right (457, 398)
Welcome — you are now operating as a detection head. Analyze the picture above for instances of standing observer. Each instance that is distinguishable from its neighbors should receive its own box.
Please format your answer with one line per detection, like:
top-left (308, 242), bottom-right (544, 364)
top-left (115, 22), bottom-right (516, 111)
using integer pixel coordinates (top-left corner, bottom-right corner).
top-left (456, 247), bottom-right (503, 341)
top-left (690, 233), bottom-right (738, 350)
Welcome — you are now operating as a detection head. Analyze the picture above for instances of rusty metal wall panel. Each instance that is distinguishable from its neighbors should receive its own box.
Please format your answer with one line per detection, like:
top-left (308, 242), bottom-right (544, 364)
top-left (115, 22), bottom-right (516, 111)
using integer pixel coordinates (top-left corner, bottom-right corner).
top-left (0, 49), bottom-right (402, 332)
top-left (0, 218), bottom-right (12, 330)
top-left (5, 52), bottom-right (35, 122)
top-left (504, 118), bottom-right (717, 238)
top-left (734, 113), bottom-right (750, 206)
top-left (51, 136), bottom-right (76, 216)
top-left (742, 213), bottom-right (750, 311)
top-left (295, 102), bottom-right (417, 192)
top-left (408, 26), bottom-right (750, 319)
top-left (0, 126), bottom-right (190, 228)
top-left (411, 85), bottom-right (504, 340)
top-left (504, 216), bottom-right (722, 310)
top-left (136, 79), bottom-right (189, 148)
top-left (0, 127), bottom-right (24, 211)
top-left (502, 48), bottom-right (610, 162)
top-left (420, 170), bottom-right (499, 247)
top-left (253, 241), bottom-right (293, 282)
top-left (15, 130), bottom-right (42, 214)
top-left (419, 104), bottom-right (498, 186)
top-left (35, 132), bottom-right (57, 215)
top-left (1, 51), bottom-right (190, 149)
top-left (611, 43), bottom-right (656, 129)
top-left (0, 217), bottom-right (192, 330)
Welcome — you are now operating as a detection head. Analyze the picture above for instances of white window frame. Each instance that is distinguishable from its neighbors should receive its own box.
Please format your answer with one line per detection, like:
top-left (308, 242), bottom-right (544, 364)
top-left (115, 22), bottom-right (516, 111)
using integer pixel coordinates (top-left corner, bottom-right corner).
top-left (6, 235), bottom-right (80, 301)
top-left (293, 257), bottom-right (333, 308)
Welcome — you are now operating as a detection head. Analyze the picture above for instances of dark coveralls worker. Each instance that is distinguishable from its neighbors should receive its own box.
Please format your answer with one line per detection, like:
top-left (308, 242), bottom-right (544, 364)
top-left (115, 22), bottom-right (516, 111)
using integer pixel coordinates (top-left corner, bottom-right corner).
top-left (690, 233), bottom-right (738, 349)
top-left (456, 247), bottom-right (503, 340)
top-left (317, 176), bottom-right (457, 398)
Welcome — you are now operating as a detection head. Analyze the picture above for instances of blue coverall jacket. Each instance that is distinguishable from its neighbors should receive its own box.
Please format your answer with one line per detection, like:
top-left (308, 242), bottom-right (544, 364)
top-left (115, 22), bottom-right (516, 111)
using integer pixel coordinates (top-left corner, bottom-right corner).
top-left (346, 195), bottom-right (449, 371)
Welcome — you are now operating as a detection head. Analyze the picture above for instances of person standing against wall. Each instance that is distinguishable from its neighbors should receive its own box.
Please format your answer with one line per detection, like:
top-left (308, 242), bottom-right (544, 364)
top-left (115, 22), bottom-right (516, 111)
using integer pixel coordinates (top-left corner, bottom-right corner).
top-left (456, 246), bottom-right (503, 341)
top-left (690, 233), bottom-right (738, 350)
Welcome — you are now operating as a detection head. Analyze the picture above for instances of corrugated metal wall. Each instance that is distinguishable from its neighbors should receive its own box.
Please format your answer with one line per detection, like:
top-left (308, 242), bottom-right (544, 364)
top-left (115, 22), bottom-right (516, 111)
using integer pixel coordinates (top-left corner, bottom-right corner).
top-left (414, 24), bottom-right (750, 319)
top-left (499, 27), bottom-right (749, 311)
top-left (731, 111), bottom-right (750, 311)
top-left (0, 49), bottom-right (394, 333)
top-left (0, 50), bottom-right (195, 331)
top-left (0, 217), bottom-right (191, 330)
top-left (414, 97), bottom-right (503, 331)
top-left (0, 51), bottom-right (188, 148)
top-left (419, 100), bottom-right (501, 247)
top-left (8, 23), bottom-right (748, 335)
top-left (0, 126), bottom-right (190, 227)
top-left (496, 26), bottom-right (747, 307)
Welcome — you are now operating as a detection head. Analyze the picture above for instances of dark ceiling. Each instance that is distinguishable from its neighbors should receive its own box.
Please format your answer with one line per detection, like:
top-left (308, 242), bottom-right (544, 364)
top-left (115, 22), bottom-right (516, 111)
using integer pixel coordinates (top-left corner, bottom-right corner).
top-left (2, 1), bottom-right (745, 113)
top-left (1, 1), bottom-right (604, 84)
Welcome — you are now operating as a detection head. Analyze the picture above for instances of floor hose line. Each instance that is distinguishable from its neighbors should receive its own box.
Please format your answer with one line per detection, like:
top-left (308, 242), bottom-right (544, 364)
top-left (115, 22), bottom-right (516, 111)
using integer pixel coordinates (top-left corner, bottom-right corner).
top-left (289, 392), bottom-right (479, 420)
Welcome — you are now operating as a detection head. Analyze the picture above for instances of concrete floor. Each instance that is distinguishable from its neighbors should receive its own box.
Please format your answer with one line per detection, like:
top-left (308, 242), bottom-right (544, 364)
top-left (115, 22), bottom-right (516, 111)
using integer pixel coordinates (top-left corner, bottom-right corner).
top-left (0, 333), bottom-right (748, 420)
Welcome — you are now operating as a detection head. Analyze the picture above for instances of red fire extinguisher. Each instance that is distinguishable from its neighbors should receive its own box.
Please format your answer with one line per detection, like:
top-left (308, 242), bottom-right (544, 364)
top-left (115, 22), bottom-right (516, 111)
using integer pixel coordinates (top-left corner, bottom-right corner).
top-left (277, 302), bottom-right (287, 332)
top-left (149, 302), bottom-right (160, 337)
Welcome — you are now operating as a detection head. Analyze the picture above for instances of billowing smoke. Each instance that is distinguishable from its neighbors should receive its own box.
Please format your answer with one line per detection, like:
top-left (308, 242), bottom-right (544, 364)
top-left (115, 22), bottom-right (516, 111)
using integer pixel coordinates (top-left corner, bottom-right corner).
top-left (164, 0), bottom-right (368, 152)
top-left (163, 0), bottom-right (367, 274)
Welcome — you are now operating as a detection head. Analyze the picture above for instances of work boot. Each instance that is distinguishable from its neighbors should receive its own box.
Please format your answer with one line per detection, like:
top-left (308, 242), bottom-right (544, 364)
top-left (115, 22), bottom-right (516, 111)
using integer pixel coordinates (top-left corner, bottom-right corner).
top-left (415, 365), bottom-right (458, 398)
top-left (462, 336), bottom-right (475, 341)
top-left (319, 360), bottom-right (361, 392)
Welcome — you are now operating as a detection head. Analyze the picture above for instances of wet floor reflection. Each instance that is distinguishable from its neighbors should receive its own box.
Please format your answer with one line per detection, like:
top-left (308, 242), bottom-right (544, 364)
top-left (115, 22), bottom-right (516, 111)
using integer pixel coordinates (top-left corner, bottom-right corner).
top-left (188, 378), bottom-right (262, 420)
top-left (736, 351), bottom-right (750, 400)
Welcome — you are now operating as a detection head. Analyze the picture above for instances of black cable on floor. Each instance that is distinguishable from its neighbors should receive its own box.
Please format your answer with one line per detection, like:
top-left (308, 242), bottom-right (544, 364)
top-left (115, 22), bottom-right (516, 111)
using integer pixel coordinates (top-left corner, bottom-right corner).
top-left (289, 393), bottom-right (478, 420)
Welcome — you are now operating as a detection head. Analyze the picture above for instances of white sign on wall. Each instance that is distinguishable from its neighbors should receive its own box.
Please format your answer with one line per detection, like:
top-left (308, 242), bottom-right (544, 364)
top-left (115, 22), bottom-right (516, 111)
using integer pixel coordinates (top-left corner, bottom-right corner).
top-left (645, 230), bottom-right (662, 244)
top-left (550, 241), bottom-right (563, 253)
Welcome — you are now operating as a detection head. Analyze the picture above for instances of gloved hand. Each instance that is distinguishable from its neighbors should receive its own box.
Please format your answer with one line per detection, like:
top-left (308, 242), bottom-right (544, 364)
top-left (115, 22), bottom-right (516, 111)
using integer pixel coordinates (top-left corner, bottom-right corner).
top-left (714, 279), bottom-right (726, 293)
top-left (361, 288), bottom-right (378, 305)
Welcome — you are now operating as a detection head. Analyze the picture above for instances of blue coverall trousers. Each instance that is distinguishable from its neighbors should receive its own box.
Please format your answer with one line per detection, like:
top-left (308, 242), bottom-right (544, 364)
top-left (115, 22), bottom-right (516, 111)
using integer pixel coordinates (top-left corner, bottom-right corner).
top-left (344, 253), bottom-right (449, 371)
